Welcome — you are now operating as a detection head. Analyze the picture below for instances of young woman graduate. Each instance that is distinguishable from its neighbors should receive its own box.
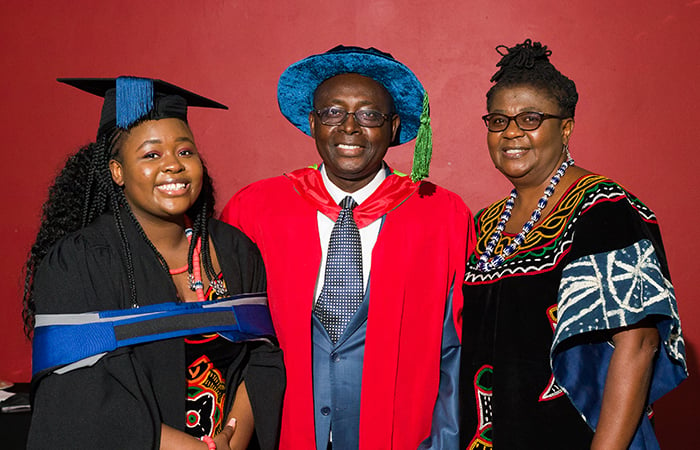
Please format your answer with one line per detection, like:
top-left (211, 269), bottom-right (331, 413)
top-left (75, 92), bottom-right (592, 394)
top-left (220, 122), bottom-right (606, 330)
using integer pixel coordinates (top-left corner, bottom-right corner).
top-left (22, 76), bottom-right (284, 450)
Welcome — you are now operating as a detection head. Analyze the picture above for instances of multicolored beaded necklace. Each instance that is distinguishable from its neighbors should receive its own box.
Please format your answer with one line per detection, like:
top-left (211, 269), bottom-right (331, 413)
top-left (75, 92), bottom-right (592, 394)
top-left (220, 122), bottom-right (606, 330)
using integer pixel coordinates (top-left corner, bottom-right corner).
top-left (476, 158), bottom-right (574, 272)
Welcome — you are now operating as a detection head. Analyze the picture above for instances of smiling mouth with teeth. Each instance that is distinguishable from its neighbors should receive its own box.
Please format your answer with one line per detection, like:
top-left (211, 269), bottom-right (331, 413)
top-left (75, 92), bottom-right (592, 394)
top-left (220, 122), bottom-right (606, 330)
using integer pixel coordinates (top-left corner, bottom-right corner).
top-left (503, 148), bottom-right (529, 157)
top-left (158, 183), bottom-right (187, 191)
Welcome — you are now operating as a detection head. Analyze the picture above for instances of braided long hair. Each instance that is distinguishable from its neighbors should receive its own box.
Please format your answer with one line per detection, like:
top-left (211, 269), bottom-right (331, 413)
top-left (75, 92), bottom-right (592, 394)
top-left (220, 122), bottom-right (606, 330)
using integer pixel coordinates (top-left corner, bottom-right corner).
top-left (22, 119), bottom-right (219, 338)
top-left (486, 39), bottom-right (579, 119)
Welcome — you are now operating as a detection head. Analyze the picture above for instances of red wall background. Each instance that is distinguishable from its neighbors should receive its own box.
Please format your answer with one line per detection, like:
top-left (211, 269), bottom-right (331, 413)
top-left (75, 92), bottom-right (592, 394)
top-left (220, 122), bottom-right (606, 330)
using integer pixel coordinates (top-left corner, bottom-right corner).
top-left (2, 0), bottom-right (698, 446)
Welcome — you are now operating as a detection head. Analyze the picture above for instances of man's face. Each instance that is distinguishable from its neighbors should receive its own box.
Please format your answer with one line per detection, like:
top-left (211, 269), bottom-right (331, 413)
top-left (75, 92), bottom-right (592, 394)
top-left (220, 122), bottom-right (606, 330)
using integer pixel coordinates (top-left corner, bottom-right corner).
top-left (309, 73), bottom-right (400, 193)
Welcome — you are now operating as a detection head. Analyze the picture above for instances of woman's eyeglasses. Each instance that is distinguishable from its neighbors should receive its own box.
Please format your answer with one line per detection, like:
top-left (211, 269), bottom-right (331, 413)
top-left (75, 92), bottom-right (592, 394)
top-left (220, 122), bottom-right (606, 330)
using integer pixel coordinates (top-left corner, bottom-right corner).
top-left (482, 112), bottom-right (563, 132)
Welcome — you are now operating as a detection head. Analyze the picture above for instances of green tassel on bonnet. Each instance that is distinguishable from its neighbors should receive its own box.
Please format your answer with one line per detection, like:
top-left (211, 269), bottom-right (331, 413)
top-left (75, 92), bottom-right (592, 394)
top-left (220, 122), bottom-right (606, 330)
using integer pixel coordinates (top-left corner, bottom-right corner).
top-left (410, 91), bottom-right (432, 182)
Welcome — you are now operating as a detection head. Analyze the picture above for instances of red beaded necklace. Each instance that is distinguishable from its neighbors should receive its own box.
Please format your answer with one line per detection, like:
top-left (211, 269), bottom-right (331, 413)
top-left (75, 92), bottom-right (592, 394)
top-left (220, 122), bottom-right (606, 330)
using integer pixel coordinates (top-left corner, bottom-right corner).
top-left (168, 227), bottom-right (206, 302)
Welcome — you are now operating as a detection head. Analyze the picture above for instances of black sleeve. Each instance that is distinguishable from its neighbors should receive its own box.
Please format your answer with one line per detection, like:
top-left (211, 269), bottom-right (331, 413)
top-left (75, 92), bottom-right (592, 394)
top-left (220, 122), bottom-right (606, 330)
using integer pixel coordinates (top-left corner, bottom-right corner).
top-left (245, 341), bottom-right (286, 450)
top-left (33, 232), bottom-right (125, 315)
top-left (28, 234), bottom-right (162, 450)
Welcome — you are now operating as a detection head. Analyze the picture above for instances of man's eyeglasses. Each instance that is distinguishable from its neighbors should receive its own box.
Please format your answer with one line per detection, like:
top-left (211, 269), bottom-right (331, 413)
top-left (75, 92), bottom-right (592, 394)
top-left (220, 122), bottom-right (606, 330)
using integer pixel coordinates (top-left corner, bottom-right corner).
top-left (315, 106), bottom-right (393, 128)
top-left (482, 112), bottom-right (563, 132)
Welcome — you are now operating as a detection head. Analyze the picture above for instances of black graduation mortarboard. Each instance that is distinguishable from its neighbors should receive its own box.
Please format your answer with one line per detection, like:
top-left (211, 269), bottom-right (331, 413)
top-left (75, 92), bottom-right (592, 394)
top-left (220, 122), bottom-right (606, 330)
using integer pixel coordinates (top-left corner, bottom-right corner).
top-left (57, 76), bottom-right (228, 136)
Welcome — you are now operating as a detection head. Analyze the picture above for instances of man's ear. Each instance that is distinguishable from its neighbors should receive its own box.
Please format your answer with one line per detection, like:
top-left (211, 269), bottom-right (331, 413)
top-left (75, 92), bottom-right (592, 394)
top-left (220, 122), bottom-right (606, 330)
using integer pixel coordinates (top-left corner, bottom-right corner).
top-left (109, 159), bottom-right (124, 186)
top-left (391, 114), bottom-right (401, 143)
top-left (309, 111), bottom-right (316, 138)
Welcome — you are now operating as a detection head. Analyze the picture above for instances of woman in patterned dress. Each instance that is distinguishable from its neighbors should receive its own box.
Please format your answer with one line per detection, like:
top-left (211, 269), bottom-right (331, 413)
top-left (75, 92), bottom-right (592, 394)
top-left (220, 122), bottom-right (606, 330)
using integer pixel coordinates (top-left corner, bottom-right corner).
top-left (460, 40), bottom-right (687, 450)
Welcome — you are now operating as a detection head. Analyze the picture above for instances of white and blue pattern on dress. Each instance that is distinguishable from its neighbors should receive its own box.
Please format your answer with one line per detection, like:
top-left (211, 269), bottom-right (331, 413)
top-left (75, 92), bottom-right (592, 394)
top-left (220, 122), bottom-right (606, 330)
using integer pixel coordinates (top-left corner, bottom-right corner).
top-left (552, 239), bottom-right (687, 449)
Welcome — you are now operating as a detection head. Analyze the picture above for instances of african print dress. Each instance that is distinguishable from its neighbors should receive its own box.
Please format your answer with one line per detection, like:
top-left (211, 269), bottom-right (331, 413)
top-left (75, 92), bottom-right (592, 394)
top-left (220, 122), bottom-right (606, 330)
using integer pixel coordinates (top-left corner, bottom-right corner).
top-left (185, 274), bottom-right (242, 439)
top-left (460, 174), bottom-right (687, 450)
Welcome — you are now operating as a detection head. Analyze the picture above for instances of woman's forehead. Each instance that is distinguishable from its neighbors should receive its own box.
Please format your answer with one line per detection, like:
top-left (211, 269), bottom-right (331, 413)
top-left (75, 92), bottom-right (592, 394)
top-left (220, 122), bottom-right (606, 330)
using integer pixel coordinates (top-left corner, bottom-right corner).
top-left (490, 85), bottom-right (559, 111)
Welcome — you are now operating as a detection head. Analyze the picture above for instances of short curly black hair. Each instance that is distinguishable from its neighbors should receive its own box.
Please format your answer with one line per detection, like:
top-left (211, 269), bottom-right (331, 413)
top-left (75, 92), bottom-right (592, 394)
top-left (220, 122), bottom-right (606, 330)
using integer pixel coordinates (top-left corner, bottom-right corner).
top-left (486, 39), bottom-right (579, 118)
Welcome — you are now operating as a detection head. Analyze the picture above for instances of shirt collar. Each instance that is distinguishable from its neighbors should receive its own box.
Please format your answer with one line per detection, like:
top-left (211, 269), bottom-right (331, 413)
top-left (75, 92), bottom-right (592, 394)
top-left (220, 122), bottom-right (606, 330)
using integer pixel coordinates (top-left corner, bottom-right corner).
top-left (320, 163), bottom-right (387, 206)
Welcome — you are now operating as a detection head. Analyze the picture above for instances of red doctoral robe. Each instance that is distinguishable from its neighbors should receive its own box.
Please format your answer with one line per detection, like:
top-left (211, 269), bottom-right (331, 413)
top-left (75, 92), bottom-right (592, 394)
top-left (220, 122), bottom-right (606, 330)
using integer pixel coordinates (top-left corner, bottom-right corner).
top-left (221, 166), bottom-right (473, 449)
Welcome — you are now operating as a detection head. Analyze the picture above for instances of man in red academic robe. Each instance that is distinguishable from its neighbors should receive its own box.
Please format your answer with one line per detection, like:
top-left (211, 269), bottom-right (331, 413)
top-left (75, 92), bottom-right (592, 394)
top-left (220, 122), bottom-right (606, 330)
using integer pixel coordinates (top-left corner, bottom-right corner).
top-left (221, 46), bottom-right (474, 450)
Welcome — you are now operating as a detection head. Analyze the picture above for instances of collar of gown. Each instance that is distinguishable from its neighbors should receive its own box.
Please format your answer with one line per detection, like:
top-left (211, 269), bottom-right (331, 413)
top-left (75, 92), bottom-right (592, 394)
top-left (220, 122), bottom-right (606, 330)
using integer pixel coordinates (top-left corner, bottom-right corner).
top-left (285, 165), bottom-right (420, 228)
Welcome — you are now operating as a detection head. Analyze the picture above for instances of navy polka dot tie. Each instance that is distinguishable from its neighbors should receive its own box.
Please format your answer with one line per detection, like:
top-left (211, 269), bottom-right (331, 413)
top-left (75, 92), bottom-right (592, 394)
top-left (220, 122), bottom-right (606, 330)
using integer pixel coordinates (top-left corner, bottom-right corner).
top-left (314, 196), bottom-right (363, 343)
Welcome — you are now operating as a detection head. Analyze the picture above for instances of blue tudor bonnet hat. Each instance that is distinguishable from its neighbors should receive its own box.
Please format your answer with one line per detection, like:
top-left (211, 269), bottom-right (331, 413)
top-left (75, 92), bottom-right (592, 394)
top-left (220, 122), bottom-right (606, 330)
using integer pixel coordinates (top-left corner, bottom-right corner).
top-left (277, 45), bottom-right (432, 182)
top-left (58, 76), bottom-right (228, 137)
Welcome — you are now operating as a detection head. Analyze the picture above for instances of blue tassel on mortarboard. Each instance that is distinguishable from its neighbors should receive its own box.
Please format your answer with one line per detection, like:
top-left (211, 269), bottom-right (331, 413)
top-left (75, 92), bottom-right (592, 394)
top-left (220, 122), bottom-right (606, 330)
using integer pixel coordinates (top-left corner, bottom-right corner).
top-left (116, 77), bottom-right (154, 129)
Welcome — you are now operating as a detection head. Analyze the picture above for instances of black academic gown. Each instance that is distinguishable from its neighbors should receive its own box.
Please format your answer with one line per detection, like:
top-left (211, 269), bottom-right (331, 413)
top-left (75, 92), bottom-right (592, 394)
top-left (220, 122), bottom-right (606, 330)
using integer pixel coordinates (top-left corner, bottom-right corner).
top-left (28, 212), bottom-right (285, 450)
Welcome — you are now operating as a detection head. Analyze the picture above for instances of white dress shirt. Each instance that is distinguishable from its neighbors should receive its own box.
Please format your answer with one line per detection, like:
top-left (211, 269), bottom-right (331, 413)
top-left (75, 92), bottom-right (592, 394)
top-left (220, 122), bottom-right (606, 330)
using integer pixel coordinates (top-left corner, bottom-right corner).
top-left (313, 164), bottom-right (385, 303)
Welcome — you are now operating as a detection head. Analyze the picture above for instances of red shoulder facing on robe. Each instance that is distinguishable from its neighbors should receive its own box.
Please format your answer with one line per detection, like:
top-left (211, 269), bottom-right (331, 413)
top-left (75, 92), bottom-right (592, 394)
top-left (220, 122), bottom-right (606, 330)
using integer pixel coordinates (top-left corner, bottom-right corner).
top-left (221, 166), bottom-right (474, 449)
